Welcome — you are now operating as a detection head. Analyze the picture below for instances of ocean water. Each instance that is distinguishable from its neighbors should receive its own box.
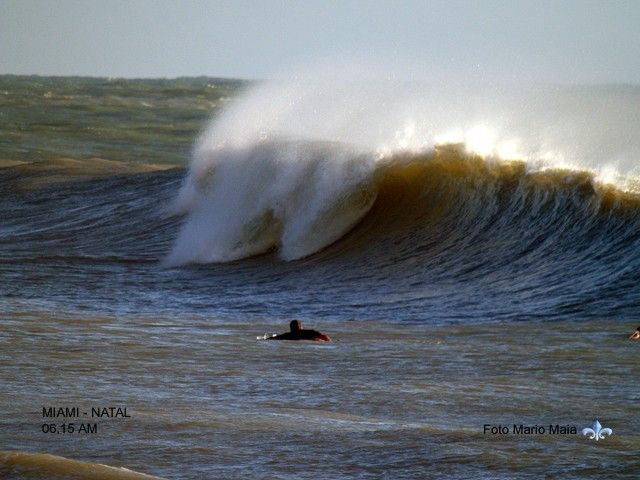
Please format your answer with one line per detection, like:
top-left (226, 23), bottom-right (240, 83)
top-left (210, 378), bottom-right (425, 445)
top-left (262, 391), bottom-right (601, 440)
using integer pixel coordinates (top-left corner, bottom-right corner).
top-left (1, 75), bottom-right (639, 479)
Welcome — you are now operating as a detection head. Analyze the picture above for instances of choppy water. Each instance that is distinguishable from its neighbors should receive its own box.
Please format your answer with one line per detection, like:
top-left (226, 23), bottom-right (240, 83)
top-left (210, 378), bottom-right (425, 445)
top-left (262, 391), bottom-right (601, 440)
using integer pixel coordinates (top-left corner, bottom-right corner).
top-left (1, 75), bottom-right (639, 479)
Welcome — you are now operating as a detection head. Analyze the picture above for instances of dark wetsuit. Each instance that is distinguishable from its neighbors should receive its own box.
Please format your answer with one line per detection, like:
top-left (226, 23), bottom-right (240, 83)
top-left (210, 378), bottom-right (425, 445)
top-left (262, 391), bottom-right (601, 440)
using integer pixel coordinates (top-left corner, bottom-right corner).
top-left (267, 329), bottom-right (330, 341)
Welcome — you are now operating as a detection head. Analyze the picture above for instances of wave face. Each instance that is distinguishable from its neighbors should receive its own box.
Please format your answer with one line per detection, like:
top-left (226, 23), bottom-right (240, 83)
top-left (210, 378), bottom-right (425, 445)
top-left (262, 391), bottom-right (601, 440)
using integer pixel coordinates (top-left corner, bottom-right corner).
top-left (168, 79), bottom-right (640, 265)
top-left (167, 139), bottom-right (639, 311)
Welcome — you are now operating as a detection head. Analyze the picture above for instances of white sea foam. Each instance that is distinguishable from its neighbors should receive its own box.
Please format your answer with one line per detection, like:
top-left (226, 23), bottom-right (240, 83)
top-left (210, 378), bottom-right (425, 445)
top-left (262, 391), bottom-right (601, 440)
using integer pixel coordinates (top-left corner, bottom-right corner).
top-left (166, 140), bottom-right (376, 264)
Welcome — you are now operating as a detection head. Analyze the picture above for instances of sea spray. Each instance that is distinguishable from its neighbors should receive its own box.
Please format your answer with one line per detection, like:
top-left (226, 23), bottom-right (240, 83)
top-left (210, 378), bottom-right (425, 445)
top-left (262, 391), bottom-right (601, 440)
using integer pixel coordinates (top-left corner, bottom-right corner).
top-left (167, 69), bottom-right (640, 265)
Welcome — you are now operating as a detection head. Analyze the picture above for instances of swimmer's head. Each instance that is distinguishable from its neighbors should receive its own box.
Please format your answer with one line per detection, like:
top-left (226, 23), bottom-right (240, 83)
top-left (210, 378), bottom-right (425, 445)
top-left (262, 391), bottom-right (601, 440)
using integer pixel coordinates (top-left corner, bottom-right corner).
top-left (290, 319), bottom-right (302, 332)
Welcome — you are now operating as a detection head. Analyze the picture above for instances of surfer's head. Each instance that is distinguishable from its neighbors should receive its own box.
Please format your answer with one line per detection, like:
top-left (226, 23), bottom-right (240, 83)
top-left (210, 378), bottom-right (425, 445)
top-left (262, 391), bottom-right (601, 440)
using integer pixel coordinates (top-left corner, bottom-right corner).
top-left (290, 319), bottom-right (302, 332)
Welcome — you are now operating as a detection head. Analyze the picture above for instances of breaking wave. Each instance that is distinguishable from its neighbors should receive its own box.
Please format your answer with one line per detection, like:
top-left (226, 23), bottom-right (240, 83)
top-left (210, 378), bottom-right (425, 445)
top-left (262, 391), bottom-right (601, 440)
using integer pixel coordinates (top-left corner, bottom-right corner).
top-left (166, 78), bottom-right (640, 264)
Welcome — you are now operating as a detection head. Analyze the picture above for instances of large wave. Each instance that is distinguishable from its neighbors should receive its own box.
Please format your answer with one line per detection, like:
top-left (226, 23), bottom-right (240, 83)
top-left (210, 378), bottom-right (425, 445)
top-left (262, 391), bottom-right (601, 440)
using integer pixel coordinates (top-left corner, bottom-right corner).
top-left (2, 146), bottom-right (639, 320)
top-left (166, 76), bottom-right (640, 265)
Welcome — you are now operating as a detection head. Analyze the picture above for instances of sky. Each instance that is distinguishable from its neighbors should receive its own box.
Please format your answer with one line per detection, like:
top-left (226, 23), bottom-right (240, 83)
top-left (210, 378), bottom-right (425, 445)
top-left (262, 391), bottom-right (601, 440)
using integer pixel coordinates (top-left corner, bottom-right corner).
top-left (1, 0), bottom-right (639, 82)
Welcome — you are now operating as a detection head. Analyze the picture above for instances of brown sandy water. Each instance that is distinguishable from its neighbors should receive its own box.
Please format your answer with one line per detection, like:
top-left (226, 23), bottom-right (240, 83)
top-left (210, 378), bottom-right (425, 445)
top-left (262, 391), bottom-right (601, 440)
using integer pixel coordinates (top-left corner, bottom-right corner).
top-left (2, 312), bottom-right (639, 479)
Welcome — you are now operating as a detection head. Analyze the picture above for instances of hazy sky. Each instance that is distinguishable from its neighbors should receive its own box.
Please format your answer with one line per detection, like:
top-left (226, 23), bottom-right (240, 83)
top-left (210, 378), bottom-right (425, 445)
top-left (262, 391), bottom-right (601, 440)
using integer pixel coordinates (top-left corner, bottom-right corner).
top-left (2, 0), bottom-right (639, 82)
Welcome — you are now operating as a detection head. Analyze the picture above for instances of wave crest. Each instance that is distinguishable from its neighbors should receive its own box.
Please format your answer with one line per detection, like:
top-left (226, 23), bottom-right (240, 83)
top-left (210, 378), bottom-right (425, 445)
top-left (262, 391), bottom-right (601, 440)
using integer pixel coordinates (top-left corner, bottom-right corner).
top-left (166, 139), bottom-right (639, 265)
top-left (167, 78), bottom-right (640, 265)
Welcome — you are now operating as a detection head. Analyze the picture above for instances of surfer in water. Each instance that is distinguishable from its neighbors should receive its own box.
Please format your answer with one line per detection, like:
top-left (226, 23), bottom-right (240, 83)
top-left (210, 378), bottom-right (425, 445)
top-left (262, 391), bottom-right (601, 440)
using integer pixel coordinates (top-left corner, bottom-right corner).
top-left (266, 320), bottom-right (331, 342)
top-left (629, 326), bottom-right (640, 340)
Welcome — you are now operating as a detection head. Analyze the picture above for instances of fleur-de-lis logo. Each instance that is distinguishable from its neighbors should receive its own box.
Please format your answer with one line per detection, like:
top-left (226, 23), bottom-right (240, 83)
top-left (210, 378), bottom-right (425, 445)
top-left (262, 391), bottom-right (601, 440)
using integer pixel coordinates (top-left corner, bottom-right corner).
top-left (581, 420), bottom-right (613, 441)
